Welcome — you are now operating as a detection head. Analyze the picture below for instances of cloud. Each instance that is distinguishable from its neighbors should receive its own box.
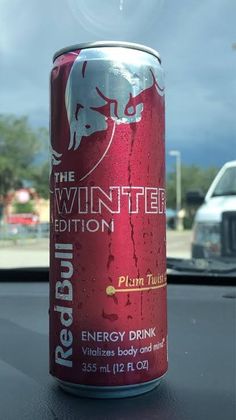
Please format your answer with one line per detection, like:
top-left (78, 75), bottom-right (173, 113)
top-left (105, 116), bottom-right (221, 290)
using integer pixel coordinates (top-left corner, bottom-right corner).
top-left (159, 0), bottom-right (236, 165)
top-left (0, 0), bottom-right (235, 166)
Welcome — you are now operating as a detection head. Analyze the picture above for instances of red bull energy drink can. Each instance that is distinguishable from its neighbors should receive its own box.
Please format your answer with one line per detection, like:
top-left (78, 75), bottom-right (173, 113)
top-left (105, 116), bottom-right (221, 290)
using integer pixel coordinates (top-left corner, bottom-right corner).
top-left (49, 41), bottom-right (167, 398)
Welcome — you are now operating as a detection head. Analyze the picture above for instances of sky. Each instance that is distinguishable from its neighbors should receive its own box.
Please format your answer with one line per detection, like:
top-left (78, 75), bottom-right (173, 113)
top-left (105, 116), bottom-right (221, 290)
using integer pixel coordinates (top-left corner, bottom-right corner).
top-left (1, 0), bottom-right (236, 169)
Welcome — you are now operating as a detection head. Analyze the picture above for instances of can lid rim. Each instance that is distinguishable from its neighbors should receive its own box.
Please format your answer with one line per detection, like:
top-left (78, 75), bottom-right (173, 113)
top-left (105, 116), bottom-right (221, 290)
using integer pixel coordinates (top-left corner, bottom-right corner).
top-left (53, 41), bottom-right (161, 63)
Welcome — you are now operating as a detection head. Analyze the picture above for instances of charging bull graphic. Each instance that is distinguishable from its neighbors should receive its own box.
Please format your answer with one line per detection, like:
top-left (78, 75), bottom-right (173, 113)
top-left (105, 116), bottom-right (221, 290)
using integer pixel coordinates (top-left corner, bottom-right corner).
top-left (50, 48), bottom-right (164, 172)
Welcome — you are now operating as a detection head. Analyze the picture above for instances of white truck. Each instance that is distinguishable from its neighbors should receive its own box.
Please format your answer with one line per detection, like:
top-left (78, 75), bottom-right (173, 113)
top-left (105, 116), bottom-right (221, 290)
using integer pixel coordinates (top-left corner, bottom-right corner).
top-left (191, 161), bottom-right (236, 258)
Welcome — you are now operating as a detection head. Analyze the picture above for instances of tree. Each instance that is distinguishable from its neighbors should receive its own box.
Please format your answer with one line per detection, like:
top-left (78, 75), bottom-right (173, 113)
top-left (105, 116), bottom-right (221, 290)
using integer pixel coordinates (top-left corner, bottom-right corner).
top-left (31, 161), bottom-right (50, 199)
top-left (13, 201), bottom-right (35, 214)
top-left (0, 115), bottom-right (49, 198)
top-left (167, 164), bottom-right (219, 209)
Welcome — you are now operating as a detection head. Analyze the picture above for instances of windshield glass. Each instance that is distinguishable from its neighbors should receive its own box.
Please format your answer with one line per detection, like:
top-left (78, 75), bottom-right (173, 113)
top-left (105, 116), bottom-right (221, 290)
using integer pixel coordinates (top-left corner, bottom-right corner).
top-left (212, 166), bottom-right (236, 196)
top-left (0, 0), bottom-right (236, 270)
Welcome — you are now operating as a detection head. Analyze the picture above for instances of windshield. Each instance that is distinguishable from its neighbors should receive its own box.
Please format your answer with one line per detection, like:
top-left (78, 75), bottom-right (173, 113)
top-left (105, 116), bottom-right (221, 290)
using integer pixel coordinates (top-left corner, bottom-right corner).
top-left (212, 166), bottom-right (236, 196)
top-left (0, 0), bottom-right (236, 271)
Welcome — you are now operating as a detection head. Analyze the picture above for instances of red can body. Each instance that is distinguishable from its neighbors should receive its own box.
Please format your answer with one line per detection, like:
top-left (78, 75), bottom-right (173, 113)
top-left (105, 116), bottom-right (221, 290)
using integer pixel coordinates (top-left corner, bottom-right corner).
top-left (49, 42), bottom-right (167, 398)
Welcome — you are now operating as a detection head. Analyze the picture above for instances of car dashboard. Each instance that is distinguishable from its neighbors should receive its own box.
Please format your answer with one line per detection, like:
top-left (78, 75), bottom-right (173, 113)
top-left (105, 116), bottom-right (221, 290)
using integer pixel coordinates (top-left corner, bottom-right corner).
top-left (0, 276), bottom-right (235, 420)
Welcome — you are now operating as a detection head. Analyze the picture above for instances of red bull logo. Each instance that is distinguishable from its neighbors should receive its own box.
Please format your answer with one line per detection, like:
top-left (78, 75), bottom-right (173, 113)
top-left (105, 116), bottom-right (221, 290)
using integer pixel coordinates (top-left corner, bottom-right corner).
top-left (50, 47), bottom-right (164, 177)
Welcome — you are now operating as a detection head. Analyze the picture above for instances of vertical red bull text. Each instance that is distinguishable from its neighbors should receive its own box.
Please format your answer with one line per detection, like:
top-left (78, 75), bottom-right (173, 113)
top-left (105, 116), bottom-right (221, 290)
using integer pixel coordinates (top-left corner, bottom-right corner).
top-left (54, 243), bottom-right (74, 368)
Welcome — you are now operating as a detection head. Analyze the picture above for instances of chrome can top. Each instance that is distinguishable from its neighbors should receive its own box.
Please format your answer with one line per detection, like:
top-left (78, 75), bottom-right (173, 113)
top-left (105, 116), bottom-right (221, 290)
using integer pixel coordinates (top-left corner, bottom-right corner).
top-left (53, 41), bottom-right (161, 63)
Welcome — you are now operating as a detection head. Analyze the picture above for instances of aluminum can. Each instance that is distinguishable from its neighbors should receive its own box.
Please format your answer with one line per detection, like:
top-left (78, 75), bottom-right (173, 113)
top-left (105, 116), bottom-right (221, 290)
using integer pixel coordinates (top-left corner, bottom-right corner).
top-left (49, 41), bottom-right (167, 398)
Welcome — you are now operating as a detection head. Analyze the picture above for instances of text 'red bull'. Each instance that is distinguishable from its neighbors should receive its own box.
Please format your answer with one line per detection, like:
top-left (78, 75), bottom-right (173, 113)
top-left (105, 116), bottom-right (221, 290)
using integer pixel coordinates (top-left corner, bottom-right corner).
top-left (54, 243), bottom-right (74, 368)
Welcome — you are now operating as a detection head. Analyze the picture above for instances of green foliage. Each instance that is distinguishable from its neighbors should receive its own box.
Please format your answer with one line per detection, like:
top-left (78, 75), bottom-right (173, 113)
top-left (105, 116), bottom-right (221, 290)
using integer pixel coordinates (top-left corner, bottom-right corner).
top-left (13, 200), bottom-right (35, 214)
top-left (167, 164), bottom-right (219, 209)
top-left (31, 161), bottom-right (50, 199)
top-left (0, 114), bottom-right (49, 197)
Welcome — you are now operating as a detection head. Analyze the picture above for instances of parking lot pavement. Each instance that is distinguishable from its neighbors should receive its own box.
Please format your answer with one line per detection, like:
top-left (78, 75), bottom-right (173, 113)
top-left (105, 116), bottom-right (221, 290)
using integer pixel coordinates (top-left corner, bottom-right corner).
top-left (0, 230), bottom-right (192, 268)
top-left (0, 238), bottom-right (49, 268)
top-left (167, 229), bottom-right (192, 259)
